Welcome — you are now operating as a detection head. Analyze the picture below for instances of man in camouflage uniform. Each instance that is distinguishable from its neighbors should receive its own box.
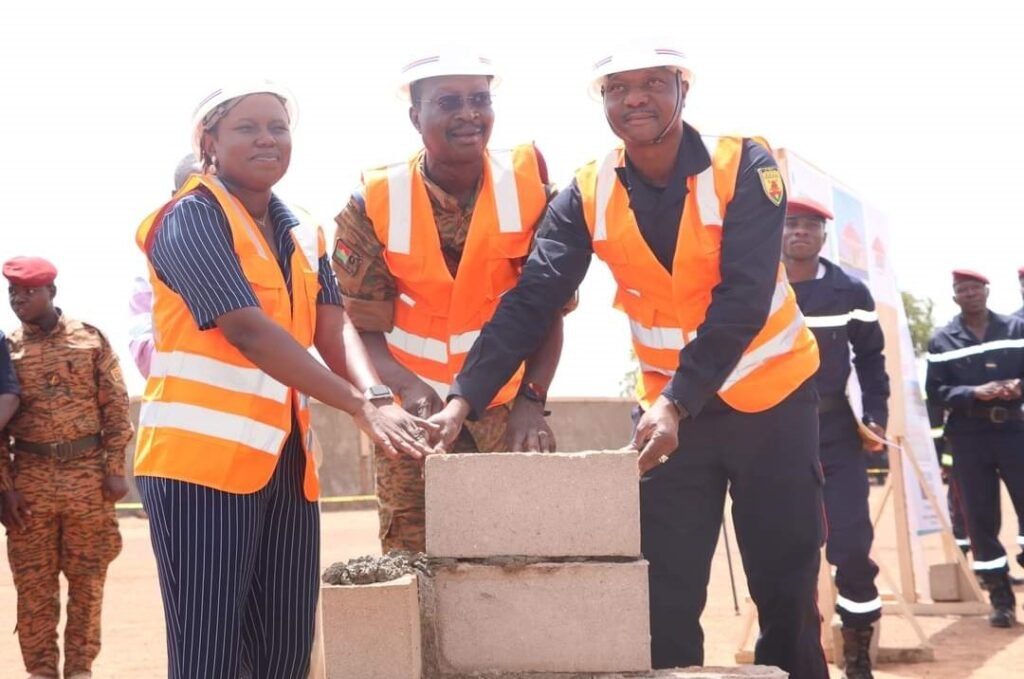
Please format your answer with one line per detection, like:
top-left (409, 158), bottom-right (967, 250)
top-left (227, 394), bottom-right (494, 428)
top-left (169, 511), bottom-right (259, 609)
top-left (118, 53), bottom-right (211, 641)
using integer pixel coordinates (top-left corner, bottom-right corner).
top-left (332, 50), bottom-right (570, 553)
top-left (1, 256), bottom-right (132, 679)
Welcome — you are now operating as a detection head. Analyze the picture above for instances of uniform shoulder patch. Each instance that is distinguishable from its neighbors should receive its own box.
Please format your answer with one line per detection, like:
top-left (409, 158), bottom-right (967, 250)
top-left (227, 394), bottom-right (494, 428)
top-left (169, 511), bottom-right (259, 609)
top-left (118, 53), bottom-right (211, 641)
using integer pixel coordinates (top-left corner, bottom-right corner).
top-left (332, 238), bottom-right (363, 277)
top-left (757, 167), bottom-right (785, 207)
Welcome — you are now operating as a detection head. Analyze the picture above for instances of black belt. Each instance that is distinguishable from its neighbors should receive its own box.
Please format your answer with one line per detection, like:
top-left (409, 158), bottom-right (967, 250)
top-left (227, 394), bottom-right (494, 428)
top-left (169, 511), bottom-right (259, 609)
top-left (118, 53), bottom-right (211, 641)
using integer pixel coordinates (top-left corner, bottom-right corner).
top-left (13, 433), bottom-right (102, 460)
top-left (965, 405), bottom-right (1024, 424)
top-left (818, 394), bottom-right (850, 415)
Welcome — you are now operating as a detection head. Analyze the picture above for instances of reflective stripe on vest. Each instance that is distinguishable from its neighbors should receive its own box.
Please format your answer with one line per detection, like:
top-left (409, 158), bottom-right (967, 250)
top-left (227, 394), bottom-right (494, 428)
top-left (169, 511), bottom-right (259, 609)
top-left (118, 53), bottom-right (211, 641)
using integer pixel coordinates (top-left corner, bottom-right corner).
top-left (386, 326), bottom-right (449, 364)
top-left (149, 350), bottom-right (289, 403)
top-left (139, 401), bottom-right (288, 456)
top-left (579, 135), bottom-right (818, 411)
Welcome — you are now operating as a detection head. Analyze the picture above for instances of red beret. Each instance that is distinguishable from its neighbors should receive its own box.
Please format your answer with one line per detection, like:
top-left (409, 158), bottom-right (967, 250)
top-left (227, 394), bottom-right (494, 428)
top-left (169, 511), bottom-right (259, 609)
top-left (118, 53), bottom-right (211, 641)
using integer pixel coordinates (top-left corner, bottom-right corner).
top-left (2, 257), bottom-right (58, 287)
top-left (952, 269), bottom-right (988, 285)
top-left (786, 197), bottom-right (833, 221)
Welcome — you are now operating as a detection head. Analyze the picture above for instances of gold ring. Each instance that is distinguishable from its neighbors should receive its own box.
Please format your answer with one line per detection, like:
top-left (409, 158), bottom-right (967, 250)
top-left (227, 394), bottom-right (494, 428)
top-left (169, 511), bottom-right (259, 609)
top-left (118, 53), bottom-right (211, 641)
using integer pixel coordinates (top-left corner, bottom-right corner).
top-left (658, 454), bottom-right (670, 465)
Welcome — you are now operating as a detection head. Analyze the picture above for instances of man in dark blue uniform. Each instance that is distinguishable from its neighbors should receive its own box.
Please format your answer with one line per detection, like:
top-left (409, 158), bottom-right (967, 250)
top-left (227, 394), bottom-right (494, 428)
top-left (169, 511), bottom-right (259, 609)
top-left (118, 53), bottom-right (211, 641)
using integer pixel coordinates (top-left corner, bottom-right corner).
top-left (782, 197), bottom-right (889, 678)
top-left (429, 42), bottom-right (828, 679)
top-left (926, 269), bottom-right (1024, 627)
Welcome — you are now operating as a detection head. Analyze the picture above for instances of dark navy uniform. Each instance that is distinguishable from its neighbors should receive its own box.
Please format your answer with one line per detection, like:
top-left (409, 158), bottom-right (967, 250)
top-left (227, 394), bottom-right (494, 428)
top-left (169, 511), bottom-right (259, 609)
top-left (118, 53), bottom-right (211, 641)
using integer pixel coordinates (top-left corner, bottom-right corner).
top-left (925, 312), bottom-right (1024, 583)
top-left (451, 123), bottom-right (827, 678)
top-left (927, 399), bottom-right (971, 553)
top-left (791, 258), bottom-right (889, 629)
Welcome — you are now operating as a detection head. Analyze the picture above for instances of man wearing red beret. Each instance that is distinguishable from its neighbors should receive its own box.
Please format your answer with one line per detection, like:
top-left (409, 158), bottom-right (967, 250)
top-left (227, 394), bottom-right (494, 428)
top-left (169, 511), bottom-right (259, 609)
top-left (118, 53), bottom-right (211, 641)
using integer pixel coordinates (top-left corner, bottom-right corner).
top-left (782, 197), bottom-right (890, 678)
top-left (926, 269), bottom-right (1024, 628)
top-left (1, 256), bottom-right (133, 679)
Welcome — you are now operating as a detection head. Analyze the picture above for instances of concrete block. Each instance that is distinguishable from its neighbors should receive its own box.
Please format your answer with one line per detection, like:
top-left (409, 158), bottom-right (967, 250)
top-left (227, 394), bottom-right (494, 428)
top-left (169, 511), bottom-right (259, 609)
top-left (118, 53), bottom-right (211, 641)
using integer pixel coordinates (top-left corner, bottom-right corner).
top-left (425, 451), bottom-right (640, 558)
top-left (321, 574), bottom-right (421, 679)
top-left (928, 561), bottom-right (976, 602)
top-left (430, 561), bottom-right (650, 674)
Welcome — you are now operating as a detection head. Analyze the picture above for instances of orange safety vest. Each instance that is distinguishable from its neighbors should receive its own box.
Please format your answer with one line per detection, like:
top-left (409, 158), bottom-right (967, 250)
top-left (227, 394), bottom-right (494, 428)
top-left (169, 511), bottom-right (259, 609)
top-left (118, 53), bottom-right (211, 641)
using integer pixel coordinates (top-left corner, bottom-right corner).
top-left (362, 144), bottom-right (547, 408)
top-left (133, 174), bottom-right (324, 500)
top-left (576, 135), bottom-right (819, 412)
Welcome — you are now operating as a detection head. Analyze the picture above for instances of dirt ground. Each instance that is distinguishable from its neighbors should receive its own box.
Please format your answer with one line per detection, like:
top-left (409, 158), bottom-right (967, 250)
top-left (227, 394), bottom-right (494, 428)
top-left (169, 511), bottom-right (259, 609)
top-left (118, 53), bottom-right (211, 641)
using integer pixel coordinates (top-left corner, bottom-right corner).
top-left (1, 487), bottom-right (1023, 678)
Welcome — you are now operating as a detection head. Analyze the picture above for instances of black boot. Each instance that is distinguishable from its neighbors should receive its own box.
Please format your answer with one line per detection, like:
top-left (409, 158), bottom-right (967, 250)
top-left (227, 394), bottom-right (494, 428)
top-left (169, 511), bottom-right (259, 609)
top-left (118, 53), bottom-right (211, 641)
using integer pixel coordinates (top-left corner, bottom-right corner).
top-left (841, 625), bottom-right (874, 679)
top-left (980, 571), bottom-right (1017, 628)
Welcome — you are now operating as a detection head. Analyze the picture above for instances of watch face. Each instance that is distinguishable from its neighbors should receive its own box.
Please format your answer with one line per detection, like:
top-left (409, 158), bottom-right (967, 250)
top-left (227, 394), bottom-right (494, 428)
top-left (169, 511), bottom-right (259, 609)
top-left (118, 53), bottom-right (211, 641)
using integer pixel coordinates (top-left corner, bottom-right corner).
top-left (368, 385), bottom-right (393, 399)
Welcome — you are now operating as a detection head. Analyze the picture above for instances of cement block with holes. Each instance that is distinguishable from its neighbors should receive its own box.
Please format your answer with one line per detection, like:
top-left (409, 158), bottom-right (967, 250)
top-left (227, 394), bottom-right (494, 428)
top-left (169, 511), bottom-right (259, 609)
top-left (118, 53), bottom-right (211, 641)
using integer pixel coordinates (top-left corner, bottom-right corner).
top-left (428, 560), bottom-right (650, 674)
top-left (321, 574), bottom-right (421, 679)
top-left (425, 450), bottom-right (640, 558)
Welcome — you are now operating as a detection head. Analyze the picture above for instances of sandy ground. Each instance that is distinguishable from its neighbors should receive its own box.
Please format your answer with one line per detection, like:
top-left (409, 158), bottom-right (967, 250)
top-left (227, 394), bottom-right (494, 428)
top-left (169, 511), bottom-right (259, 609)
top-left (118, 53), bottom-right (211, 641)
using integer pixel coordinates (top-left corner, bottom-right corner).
top-left (1, 487), bottom-right (1023, 678)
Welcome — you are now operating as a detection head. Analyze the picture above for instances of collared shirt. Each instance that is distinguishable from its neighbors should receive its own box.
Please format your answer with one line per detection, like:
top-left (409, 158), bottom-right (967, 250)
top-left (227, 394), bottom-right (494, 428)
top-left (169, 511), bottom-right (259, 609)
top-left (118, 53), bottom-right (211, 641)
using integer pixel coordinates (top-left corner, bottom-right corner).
top-left (791, 257), bottom-right (889, 428)
top-left (148, 189), bottom-right (342, 332)
top-left (331, 146), bottom-right (559, 333)
top-left (450, 122), bottom-right (789, 419)
top-left (0, 330), bottom-right (19, 396)
top-left (925, 310), bottom-right (1024, 433)
top-left (128, 274), bottom-right (154, 378)
top-left (0, 312), bottom-right (133, 486)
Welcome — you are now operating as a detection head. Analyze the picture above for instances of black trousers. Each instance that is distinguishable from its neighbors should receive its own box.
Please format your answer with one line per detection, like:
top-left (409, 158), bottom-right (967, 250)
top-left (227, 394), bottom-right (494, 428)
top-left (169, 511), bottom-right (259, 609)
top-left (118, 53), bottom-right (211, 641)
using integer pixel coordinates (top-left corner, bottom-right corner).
top-left (948, 427), bottom-right (1024, 575)
top-left (137, 426), bottom-right (320, 679)
top-left (639, 383), bottom-right (828, 678)
top-left (820, 411), bottom-right (880, 627)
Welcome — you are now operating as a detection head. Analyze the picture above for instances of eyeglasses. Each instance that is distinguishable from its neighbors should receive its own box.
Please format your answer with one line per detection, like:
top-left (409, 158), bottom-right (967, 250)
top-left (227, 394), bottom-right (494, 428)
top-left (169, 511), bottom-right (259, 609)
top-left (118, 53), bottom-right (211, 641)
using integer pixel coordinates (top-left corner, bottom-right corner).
top-left (416, 92), bottom-right (493, 113)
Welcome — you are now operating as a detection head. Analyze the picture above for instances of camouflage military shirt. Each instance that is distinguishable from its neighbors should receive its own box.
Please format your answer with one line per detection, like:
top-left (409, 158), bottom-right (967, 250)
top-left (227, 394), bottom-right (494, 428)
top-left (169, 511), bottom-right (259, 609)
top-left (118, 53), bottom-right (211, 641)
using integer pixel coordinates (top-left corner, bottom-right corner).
top-left (0, 312), bottom-right (133, 489)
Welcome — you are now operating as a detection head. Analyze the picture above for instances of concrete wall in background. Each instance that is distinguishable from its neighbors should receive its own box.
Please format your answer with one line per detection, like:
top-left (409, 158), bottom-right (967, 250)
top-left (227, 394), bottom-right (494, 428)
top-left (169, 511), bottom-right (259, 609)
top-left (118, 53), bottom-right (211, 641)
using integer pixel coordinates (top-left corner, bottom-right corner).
top-left (121, 396), bottom-right (635, 504)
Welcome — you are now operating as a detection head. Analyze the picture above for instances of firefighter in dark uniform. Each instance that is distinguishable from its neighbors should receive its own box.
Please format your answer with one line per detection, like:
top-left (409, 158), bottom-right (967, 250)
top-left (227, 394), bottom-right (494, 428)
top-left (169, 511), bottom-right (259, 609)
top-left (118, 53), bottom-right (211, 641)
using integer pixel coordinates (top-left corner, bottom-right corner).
top-left (782, 197), bottom-right (889, 679)
top-left (925, 269), bottom-right (1024, 627)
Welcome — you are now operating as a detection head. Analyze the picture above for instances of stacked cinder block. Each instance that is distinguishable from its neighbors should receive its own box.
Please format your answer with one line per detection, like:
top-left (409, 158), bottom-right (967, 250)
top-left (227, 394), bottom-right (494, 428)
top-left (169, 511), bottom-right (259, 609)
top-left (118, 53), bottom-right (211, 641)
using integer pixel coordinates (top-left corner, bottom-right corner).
top-left (423, 450), bottom-right (651, 677)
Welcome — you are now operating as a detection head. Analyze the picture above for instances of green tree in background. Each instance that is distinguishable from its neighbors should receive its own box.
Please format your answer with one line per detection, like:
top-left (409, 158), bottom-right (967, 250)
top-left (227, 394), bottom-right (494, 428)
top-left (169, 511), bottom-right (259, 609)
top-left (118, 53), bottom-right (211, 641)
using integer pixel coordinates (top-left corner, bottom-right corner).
top-left (901, 290), bottom-right (935, 357)
top-left (620, 348), bottom-right (639, 398)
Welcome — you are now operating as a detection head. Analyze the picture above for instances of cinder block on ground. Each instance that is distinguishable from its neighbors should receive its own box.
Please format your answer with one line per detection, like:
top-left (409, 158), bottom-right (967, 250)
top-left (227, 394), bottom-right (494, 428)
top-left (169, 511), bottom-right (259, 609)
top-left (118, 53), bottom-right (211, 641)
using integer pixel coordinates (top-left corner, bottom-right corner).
top-left (322, 574), bottom-right (421, 679)
top-left (429, 560), bottom-right (650, 674)
top-left (929, 562), bottom-right (975, 602)
top-left (425, 450), bottom-right (640, 558)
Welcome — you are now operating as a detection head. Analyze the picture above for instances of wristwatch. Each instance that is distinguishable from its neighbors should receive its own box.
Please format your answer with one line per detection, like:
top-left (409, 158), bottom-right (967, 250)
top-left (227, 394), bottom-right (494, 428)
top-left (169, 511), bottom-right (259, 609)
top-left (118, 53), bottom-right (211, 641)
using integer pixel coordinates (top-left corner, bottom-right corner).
top-left (519, 381), bottom-right (552, 416)
top-left (519, 381), bottom-right (548, 406)
top-left (364, 384), bottom-right (395, 405)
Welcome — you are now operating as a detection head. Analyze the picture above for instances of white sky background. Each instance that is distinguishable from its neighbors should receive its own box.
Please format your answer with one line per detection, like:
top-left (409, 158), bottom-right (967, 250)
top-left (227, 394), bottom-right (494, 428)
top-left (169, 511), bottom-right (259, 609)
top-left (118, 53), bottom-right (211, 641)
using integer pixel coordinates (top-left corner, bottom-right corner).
top-left (1, 0), bottom-right (1022, 396)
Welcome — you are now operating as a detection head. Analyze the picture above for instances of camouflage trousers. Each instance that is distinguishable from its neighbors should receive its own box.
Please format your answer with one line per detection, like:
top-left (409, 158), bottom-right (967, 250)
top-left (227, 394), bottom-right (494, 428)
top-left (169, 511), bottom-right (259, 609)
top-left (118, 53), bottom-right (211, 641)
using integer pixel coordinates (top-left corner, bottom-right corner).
top-left (376, 404), bottom-right (510, 554)
top-left (5, 449), bottom-right (122, 677)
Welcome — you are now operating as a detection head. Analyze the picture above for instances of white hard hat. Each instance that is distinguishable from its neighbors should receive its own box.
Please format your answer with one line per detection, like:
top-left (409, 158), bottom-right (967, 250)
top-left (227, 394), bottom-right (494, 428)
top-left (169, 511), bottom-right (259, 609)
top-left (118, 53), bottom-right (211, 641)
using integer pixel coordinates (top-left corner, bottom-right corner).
top-left (396, 46), bottom-right (501, 101)
top-left (588, 41), bottom-right (693, 99)
top-left (190, 80), bottom-right (299, 158)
